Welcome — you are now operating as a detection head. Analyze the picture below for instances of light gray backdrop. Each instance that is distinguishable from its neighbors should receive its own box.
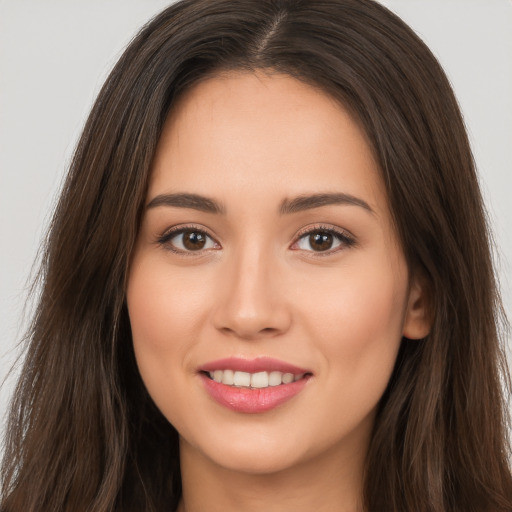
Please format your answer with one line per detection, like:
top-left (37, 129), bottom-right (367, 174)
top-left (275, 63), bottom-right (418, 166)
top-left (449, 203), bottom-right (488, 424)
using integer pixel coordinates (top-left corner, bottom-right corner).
top-left (1, 0), bottom-right (511, 431)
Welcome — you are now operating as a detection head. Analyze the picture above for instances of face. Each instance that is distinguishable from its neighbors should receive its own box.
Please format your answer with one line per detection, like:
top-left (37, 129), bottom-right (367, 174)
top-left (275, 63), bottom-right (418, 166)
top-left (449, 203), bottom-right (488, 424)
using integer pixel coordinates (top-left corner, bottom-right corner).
top-left (127, 71), bottom-right (429, 475)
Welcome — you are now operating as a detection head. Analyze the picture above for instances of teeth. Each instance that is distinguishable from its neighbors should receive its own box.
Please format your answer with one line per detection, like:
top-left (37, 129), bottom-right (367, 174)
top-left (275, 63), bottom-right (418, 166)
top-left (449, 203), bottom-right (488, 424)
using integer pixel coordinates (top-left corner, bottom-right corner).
top-left (222, 369), bottom-right (234, 385)
top-left (282, 373), bottom-right (294, 384)
top-left (251, 371), bottom-right (268, 388)
top-left (268, 371), bottom-right (282, 386)
top-left (207, 370), bottom-right (306, 388)
top-left (233, 371), bottom-right (251, 387)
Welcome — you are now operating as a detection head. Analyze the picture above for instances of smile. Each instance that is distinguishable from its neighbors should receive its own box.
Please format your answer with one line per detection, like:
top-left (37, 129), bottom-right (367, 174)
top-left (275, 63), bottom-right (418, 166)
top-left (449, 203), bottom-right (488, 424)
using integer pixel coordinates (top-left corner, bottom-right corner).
top-left (206, 370), bottom-right (306, 388)
top-left (199, 357), bottom-right (312, 413)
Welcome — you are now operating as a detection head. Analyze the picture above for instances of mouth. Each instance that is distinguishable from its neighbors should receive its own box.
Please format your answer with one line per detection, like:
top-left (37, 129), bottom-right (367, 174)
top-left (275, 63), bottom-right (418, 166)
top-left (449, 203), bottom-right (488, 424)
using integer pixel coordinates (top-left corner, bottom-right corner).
top-left (198, 357), bottom-right (313, 413)
top-left (201, 369), bottom-right (309, 388)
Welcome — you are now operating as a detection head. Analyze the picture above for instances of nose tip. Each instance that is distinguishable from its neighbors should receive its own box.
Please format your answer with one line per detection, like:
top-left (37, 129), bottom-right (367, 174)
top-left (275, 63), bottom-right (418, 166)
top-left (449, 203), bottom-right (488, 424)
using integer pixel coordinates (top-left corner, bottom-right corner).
top-left (217, 315), bottom-right (287, 341)
top-left (212, 257), bottom-right (292, 341)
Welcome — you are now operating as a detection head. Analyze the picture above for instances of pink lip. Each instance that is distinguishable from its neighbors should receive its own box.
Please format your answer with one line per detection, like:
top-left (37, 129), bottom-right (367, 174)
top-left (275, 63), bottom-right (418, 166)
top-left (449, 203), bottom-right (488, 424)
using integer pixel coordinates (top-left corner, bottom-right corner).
top-left (198, 357), bottom-right (312, 414)
top-left (199, 356), bottom-right (310, 375)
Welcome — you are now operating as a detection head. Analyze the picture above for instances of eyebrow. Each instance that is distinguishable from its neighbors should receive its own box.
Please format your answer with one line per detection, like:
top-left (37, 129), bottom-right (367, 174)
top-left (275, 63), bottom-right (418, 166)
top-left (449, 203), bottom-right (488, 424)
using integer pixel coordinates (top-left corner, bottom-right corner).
top-left (279, 193), bottom-right (374, 215)
top-left (146, 192), bottom-right (373, 215)
top-left (146, 193), bottom-right (225, 214)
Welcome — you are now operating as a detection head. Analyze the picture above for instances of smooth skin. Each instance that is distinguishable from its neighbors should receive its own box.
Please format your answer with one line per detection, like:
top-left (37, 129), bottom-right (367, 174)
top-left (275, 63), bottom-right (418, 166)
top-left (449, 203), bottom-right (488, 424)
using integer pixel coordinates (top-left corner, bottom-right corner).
top-left (126, 71), bottom-right (431, 512)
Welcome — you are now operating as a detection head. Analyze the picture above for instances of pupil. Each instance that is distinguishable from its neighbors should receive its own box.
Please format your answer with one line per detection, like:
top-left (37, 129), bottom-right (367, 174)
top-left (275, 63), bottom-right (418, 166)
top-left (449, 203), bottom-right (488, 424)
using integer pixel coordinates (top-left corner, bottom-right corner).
top-left (183, 231), bottom-right (206, 250)
top-left (310, 232), bottom-right (333, 251)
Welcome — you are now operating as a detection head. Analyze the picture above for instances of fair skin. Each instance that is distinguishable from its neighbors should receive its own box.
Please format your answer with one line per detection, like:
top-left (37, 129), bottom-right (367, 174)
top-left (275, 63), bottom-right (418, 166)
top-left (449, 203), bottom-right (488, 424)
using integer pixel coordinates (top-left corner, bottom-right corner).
top-left (126, 71), bottom-right (430, 512)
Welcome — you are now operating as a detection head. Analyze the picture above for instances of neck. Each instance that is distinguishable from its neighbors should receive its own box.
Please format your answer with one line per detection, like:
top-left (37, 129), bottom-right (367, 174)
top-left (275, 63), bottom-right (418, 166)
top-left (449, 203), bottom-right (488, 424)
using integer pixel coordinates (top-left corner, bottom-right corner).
top-left (177, 436), bottom-right (367, 512)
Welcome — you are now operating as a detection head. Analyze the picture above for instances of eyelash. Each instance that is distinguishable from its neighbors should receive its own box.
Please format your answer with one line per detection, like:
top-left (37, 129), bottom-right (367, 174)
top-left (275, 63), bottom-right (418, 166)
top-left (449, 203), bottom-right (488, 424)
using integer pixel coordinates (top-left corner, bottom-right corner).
top-left (156, 224), bottom-right (219, 257)
top-left (291, 224), bottom-right (356, 256)
top-left (156, 223), bottom-right (356, 256)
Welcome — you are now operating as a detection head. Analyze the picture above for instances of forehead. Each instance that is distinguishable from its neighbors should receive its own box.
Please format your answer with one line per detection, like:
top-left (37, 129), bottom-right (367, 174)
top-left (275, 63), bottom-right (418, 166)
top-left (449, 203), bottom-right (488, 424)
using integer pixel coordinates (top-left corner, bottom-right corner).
top-left (149, 70), bottom-right (387, 218)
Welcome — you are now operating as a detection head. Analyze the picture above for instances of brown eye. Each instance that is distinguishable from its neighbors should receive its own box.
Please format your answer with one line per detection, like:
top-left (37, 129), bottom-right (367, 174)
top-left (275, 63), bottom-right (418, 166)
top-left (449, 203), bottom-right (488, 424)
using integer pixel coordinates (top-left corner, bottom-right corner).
top-left (160, 228), bottom-right (218, 253)
top-left (182, 230), bottom-right (207, 250)
top-left (294, 228), bottom-right (354, 253)
top-left (309, 232), bottom-right (334, 251)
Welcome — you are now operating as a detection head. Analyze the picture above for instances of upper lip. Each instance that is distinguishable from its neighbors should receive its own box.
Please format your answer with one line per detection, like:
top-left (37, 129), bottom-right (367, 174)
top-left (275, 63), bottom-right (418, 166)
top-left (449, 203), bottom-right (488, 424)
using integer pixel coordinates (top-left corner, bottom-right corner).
top-left (199, 357), bottom-right (311, 375)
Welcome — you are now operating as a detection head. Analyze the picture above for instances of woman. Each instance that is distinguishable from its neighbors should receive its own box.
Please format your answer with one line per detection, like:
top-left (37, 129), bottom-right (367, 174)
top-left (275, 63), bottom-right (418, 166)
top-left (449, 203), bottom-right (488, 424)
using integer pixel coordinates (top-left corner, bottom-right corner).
top-left (1, 0), bottom-right (511, 511)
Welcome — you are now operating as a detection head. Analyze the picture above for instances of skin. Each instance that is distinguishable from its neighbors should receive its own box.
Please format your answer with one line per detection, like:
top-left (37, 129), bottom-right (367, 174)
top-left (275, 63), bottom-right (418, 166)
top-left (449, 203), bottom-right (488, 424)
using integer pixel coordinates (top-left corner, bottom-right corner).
top-left (126, 70), bottom-right (430, 512)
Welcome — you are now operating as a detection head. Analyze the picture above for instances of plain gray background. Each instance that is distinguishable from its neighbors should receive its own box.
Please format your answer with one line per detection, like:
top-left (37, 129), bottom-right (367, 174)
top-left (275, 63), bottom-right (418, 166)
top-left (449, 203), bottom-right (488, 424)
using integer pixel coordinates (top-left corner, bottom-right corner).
top-left (1, 0), bottom-right (511, 431)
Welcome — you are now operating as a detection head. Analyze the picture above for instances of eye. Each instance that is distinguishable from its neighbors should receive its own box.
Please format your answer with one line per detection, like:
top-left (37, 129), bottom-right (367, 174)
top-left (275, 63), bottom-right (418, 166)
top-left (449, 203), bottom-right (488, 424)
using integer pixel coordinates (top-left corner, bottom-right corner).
top-left (158, 226), bottom-right (219, 254)
top-left (292, 226), bottom-right (355, 254)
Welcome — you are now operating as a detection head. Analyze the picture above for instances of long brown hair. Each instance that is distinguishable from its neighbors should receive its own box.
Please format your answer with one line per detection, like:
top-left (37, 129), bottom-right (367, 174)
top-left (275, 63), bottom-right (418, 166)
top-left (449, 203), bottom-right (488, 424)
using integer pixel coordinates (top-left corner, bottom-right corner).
top-left (2, 1), bottom-right (511, 511)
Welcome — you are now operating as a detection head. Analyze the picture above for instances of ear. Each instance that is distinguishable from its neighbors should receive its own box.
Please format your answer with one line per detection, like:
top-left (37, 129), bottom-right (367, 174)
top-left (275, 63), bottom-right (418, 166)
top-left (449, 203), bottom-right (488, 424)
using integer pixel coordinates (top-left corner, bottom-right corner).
top-left (402, 273), bottom-right (432, 340)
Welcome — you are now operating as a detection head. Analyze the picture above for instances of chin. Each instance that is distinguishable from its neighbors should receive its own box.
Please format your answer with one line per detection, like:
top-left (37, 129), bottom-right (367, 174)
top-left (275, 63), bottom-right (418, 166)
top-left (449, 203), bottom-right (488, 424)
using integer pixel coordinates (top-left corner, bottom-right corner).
top-left (181, 424), bottom-right (310, 475)
top-left (209, 446), bottom-right (304, 476)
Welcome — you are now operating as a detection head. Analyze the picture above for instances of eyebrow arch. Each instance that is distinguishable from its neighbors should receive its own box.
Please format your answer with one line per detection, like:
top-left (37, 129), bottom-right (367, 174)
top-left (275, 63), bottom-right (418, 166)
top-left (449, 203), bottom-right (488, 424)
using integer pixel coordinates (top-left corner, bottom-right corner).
top-left (279, 193), bottom-right (374, 215)
top-left (146, 193), bottom-right (225, 214)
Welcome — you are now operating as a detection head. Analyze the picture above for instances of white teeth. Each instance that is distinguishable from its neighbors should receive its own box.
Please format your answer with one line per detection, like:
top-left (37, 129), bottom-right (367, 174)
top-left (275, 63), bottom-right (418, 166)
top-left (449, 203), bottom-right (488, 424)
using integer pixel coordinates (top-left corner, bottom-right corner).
top-left (268, 371), bottom-right (282, 387)
top-left (207, 369), bottom-right (307, 388)
top-left (222, 369), bottom-right (234, 385)
top-left (233, 371), bottom-right (251, 387)
top-left (251, 371), bottom-right (269, 388)
top-left (282, 373), bottom-right (294, 384)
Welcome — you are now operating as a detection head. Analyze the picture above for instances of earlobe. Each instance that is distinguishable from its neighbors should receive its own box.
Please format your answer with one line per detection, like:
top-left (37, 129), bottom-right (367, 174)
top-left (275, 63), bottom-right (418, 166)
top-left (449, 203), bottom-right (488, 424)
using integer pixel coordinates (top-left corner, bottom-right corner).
top-left (402, 274), bottom-right (432, 340)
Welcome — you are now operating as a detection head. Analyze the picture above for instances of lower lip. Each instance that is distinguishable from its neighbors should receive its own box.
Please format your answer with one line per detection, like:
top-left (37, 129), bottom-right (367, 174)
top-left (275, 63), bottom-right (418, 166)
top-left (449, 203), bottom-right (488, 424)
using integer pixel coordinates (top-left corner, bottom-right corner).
top-left (200, 373), bottom-right (311, 413)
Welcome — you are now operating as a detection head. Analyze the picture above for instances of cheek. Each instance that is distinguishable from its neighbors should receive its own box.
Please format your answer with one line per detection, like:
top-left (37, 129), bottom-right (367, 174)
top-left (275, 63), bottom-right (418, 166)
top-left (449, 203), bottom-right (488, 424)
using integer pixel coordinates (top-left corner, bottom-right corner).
top-left (125, 255), bottom-right (218, 418)
top-left (126, 255), bottom-right (215, 427)
top-left (127, 256), bottom-right (211, 353)
top-left (299, 258), bottom-right (407, 405)
top-left (305, 259), bottom-right (406, 338)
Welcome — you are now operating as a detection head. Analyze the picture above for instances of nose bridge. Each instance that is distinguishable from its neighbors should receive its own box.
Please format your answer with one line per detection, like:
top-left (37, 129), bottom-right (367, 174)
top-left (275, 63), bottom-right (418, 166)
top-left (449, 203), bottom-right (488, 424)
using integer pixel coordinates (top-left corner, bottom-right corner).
top-left (213, 238), bottom-right (291, 339)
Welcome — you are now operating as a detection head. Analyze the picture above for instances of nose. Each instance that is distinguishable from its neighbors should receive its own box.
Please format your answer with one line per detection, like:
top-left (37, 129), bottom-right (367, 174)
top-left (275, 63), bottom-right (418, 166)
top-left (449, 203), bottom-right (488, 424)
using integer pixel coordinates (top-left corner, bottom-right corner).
top-left (212, 245), bottom-right (292, 340)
